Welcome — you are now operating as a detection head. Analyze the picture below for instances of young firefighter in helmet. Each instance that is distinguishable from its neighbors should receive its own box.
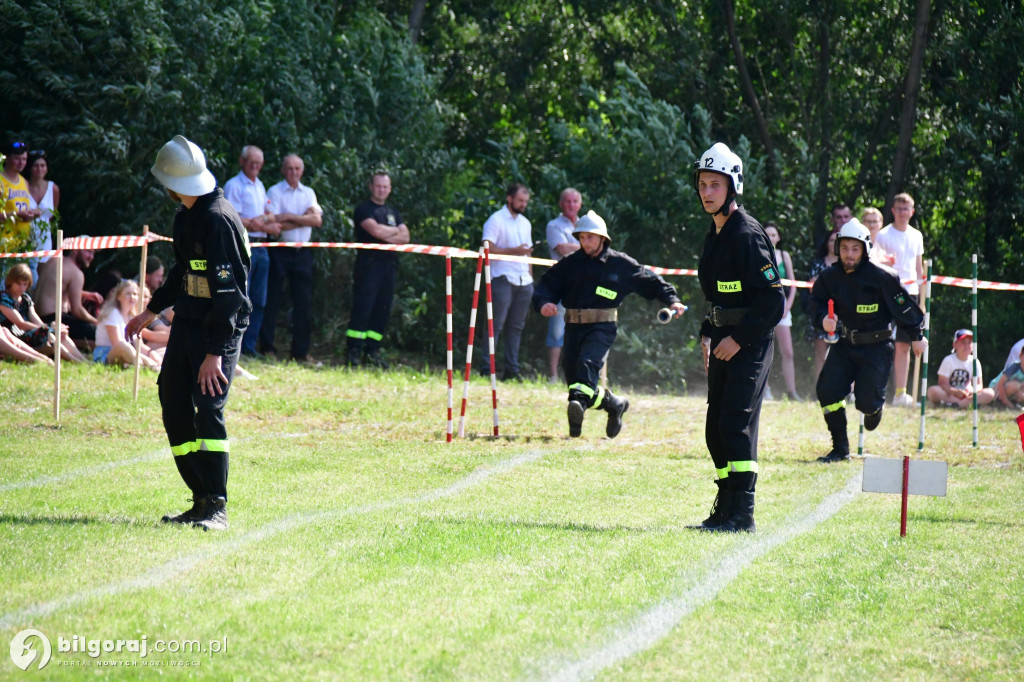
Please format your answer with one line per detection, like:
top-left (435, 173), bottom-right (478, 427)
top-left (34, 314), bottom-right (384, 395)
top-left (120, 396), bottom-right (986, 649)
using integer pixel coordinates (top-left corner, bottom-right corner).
top-left (810, 218), bottom-right (926, 462)
top-left (691, 143), bottom-right (784, 534)
top-left (533, 210), bottom-right (685, 438)
top-left (126, 135), bottom-right (252, 530)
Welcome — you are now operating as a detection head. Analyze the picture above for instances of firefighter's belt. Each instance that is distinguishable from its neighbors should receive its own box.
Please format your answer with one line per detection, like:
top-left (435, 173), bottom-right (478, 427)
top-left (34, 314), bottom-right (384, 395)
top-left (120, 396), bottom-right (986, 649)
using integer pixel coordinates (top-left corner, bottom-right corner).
top-left (564, 308), bottom-right (618, 324)
top-left (840, 326), bottom-right (892, 345)
top-left (183, 273), bottom-right (211, 299)
top-left (705, 305), bottom-right (749, 327)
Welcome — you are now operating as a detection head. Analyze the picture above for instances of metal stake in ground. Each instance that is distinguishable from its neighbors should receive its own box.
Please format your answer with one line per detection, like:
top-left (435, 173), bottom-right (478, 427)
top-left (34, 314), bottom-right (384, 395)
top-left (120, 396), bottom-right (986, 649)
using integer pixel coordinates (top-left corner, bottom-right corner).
top-left (862, 455), bottom-right (947, 538)
top-left (458, 248), bottom-right (485, 438)
top-left (482, 245), bottom-right (499, 436)
top-left (445, 254), bottom-right (453, 442)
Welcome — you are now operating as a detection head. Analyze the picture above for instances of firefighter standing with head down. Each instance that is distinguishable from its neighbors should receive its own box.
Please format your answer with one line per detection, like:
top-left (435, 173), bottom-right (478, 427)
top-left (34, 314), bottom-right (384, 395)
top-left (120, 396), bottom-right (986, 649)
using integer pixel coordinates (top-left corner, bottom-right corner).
top-left (810, 218), bottom-right (926, 462)
top-left (533, 211), bottom-right (684, 438)
top-left (691, 143), bottom-right (784, 533)
top-left (126, 135), bottom-right (251, 531)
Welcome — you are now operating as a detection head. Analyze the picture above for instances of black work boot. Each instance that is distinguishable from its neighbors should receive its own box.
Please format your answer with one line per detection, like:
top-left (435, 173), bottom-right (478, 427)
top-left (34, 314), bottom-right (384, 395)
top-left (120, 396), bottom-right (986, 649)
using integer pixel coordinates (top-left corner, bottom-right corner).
top-left (567, 400), bottom-right (586, 438)
top-left (863, 406), bottom-right (883, 431)
top-left (602, 389), bottom-right (630, 439)
top-left (363, 348), bottom-right (389, 369)
top-left (193, 495), bottom-right (228, 531)
top-left (687, 480), bottom-right (728, 530)
top-left (161, 495), bottom-right (207, 525)
top-left (818, 408), bottom-right (850, 462)
top-left (716, 490), bottom-right (756, 533)
top-left (346, 349), bottom-right (361, 367)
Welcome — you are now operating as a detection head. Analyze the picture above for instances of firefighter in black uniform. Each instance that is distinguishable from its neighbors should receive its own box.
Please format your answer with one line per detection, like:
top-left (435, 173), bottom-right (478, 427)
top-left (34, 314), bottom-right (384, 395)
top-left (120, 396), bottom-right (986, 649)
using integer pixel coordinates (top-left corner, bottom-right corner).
top-left (533, 211), bottom-right (684, 438)
top-left (691, 143), bottom-right (785, 533)
top-left (126, 135), bottom-right (251, 531)
top-left (810, 218), bottom-right (926, 462)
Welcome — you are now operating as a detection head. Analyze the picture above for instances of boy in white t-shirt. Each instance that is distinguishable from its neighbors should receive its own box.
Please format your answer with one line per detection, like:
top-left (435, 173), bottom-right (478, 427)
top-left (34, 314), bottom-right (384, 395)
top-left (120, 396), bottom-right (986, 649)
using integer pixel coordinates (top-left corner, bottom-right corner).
top-left (876, 193), bottom-right (925, 406)
top-left (927, 329), bottom-right (995, 408)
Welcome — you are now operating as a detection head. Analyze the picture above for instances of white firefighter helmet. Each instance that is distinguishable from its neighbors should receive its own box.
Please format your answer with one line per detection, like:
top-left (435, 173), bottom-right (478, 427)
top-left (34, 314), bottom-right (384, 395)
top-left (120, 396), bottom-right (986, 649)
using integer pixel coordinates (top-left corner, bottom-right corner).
top-left (150, 135), bottom-right (216, 196)
top-left (693, 142), bottom-right (744, 195)
top-left (572, 210), bottom-right (611, 243)
top-left (835, 217), bottom-right (872, 257)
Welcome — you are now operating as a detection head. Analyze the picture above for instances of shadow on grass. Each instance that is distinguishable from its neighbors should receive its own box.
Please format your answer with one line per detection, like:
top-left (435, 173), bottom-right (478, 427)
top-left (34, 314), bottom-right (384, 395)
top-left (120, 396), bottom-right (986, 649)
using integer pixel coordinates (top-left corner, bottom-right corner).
top-left (0, 513), bottom-right (145, 527)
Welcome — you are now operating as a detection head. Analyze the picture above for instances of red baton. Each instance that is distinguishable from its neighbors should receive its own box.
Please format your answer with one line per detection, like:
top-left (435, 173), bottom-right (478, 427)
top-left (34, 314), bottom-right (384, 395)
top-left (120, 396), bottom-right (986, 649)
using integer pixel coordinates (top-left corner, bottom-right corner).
top-left (826, 299), bottom-right (838, 344)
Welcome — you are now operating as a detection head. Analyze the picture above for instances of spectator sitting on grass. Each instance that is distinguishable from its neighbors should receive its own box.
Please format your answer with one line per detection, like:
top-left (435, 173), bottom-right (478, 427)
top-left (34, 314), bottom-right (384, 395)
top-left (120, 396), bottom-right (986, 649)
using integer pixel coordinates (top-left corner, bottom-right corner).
top-left (93, 279), bottom-right (160, 369)
top-left (1, 263), bottom-right (85, 362)
top-left (991, 345), bottom-right (1024, 410)
top-left (926, 329), bottom-right (995, 408)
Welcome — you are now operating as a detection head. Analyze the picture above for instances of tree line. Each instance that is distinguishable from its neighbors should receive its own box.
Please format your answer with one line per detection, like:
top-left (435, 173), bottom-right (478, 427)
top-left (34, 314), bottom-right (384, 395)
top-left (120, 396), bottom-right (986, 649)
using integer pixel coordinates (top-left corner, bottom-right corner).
top-left (1, 0), bottom-right (1021, 385)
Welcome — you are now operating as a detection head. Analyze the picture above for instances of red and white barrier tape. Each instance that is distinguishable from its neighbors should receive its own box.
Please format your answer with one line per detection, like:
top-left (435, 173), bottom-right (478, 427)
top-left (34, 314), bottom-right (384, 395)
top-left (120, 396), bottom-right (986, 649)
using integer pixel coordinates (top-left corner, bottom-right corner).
top-left (5, 236), bottom-right (1023, 291)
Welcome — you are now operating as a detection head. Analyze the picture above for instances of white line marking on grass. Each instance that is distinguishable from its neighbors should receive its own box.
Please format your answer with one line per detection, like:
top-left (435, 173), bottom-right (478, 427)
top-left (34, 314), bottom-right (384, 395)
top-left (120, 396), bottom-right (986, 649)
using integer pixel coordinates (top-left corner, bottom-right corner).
top-left (0, 433), bottom-right (311, 492)
top-left (0, 449), bottom-right (544, 630)
top-left (0, 450), bottom-right (167, 492)
top-left (539, 471), bottom-right (863, 682)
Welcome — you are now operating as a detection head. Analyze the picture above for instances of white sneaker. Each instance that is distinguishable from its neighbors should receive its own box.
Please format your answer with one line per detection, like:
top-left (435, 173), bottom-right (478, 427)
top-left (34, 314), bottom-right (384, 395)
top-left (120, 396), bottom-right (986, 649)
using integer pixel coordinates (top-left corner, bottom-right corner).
top-left (892, 393), bottom-right (916, 407)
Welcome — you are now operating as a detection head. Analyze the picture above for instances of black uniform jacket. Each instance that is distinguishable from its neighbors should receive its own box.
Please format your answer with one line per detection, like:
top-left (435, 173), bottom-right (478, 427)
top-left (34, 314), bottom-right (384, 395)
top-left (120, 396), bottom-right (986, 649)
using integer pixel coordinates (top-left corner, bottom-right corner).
top-left (809, 257), bottom-right (924, 341)
top-left (148, 188), bottom-right (252, 355)
top-left (697, 207), bottom-right (785, 345)
top-left (532, 243), bottom-right (680, 313)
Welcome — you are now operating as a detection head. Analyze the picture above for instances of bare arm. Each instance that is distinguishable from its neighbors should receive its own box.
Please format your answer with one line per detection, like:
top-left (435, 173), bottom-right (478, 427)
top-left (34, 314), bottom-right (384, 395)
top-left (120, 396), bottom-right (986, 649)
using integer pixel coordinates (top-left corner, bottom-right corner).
top-left (361, 218), bottom-right (409, 245)
top-left (0, 304), bottom-right (39, 332)
top-left (66, 269), bottom-right (97, 323)
top-left (276, 206), bottom-right (323, 230)
top-left (554, 242), bottom-right (580, 257)
top-left (485, 241), bottom-right (532, 257)
top-left (782, 250), bottom-right (796, 313)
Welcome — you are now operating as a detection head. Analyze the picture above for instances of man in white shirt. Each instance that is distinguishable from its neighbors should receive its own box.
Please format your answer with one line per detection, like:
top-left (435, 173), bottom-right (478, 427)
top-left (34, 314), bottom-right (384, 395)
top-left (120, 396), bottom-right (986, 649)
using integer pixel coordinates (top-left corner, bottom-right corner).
top-left (544, 187), bottom-right (581, 382)
top-left (479, 182), bottom-right (534, 381)
top-left (263, 154), bottom-right (323, 363)
top-left (875, 192), bottom-right (925, 406)
top-left (223, 145), bottom-right (280, 358)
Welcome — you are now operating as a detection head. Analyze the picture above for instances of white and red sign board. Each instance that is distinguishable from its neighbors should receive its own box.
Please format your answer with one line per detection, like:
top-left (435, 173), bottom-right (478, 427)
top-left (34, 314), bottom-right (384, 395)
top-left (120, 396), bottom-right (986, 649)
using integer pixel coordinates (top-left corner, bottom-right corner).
top-left (862, 457), bottom-right (948, 496)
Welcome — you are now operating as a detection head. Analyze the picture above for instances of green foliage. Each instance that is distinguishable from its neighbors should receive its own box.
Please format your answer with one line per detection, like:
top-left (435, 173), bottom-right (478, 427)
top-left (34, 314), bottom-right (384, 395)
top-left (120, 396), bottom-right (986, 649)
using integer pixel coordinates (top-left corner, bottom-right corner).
top-left (2, 0), bottom-right (1022, 372)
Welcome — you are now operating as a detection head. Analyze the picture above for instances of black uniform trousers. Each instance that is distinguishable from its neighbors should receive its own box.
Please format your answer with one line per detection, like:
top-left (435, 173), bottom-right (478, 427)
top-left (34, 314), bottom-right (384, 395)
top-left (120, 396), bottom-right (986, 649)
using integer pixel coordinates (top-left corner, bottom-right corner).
top-left (261, 247), bottom-right (314, 359)
top-left (705, 333), bottom-right (773, 490)
top-left (348, 255), bottom-right (397, 354)
top-left (159, 317), bottom-right (241, 499)
top-left (563, 322), bottom-right (616, 406)
top-left (816, 340), bottom-right (893, 414)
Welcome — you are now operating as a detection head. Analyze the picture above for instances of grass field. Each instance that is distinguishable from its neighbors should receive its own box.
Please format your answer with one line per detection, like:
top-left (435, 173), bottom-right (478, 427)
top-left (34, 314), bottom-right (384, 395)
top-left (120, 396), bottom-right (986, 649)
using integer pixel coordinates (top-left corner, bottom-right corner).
top-left (1, 360), bottom-right (1022, 680)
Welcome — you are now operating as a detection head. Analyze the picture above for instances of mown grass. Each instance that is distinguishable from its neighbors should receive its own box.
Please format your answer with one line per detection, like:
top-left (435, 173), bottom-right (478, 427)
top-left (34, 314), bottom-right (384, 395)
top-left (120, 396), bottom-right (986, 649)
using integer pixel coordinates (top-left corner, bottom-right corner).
top-left (1, 360), bottom-right (1021, 680)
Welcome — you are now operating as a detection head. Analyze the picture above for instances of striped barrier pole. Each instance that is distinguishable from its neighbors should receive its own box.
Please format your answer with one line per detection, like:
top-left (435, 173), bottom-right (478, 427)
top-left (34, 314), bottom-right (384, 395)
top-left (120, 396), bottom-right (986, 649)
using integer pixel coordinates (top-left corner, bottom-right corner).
top-left (445, 254), bottom-right (454, 442)
top-left (918, 260), bottom-right (932, 451)
top-left (972, 254), bottom-right (979, 448)
top-left (457, 248), bottom-right (485, 438)
top-left (858, 412), bottom-right (865, 456)
top-left (483, 245), bottom-right (499, 436)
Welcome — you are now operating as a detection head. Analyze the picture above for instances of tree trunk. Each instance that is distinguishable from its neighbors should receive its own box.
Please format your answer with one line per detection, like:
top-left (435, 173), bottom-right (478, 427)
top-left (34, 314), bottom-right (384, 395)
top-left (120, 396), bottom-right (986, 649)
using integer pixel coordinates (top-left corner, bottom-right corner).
top-left (813, 3), bottom-right (832, 245)
top-left (409, 0), bottom-right (427, 44)
top-left (723, 0), bottom-right (775, 166)
top-left (886, 0), bottom-right (931, 206)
